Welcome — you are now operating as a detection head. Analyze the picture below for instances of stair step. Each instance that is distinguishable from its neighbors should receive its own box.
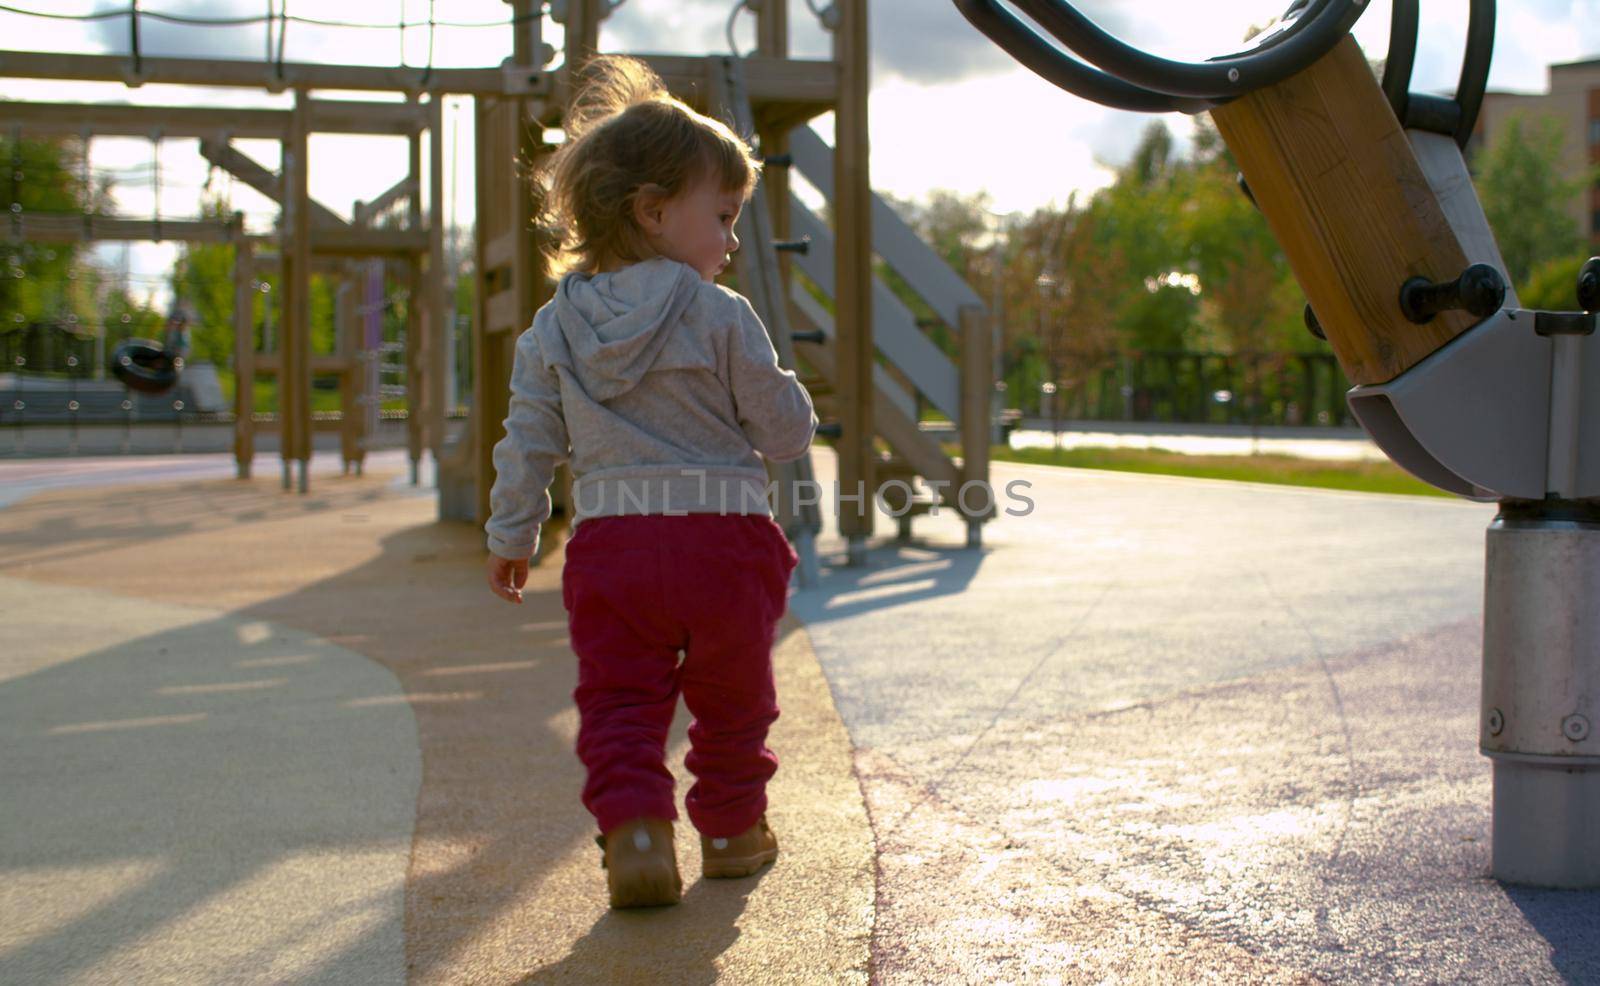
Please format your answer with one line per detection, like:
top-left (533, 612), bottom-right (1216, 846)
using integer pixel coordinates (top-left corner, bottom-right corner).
top-left (876, 454), bottom-right (918, 478)
top-left (799, 376), bottom-right (835, 397)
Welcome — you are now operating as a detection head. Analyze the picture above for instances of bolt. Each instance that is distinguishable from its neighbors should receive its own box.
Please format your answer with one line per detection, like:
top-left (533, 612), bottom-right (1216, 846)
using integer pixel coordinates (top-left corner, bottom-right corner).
top-left (1487, 708), bottom-right (1504, 736)
top-left (1228, 67), bottom-right (1241, 83)
top-left (1562, 714), bottom-right (1590, 742)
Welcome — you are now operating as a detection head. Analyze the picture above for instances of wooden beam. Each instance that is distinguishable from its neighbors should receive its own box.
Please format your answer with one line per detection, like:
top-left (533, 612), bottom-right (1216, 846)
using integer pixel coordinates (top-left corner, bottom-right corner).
top-left (483, 229), bottom-right (517, 273)
top-left (0, 102), bottom-right (286, 139)
top-left (959, 305), bottom-right (993, 520)
top-left (305, 98), bottom-right (425, 136)
top-left (427, 95), bottom-right (448, 458)
top-left (312, 227), bottom-right (429, 256)
top-left (0, 49), bottom-right (543, 96)
top-left (353, 176), bottom-right (417, 227)
top-left (0, 98), bottom-right (423, 139)
top-left (541, 55), bottom-right (836, 119)
top-left (12, 214), bottom-right (243, 244)
top-left (233, 239), bottom-right (256, 478)
top-left (1210, 35), bottom-right (1474, 386)
top-left (756, 0), bottom-right (793, 302)
top-left (833, 0), bottom-right (874, 549)
top-left (283, 89), bottom-right (314, 484)
top-left (484, 288), bottom-right (521, 335)
top-left (405, 99), bottom-right (425, 470)
top-left (198, 139), bottom-right (346, 229)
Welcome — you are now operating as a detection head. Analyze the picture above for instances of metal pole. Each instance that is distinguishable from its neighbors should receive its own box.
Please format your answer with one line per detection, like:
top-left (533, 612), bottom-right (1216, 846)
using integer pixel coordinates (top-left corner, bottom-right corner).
top-left (1481, 500), bottom-right (1600, 887)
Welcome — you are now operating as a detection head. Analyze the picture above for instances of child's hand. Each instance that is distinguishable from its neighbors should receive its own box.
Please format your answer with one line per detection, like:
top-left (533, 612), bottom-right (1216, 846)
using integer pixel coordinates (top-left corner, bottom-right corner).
top-left (486, 553), bottom-right (529, 604)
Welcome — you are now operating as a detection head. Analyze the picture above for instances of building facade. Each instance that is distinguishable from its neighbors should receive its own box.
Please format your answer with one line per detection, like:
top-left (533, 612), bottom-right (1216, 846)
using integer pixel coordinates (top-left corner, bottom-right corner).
top-left (1475, 57), bottom-right (1600, 241)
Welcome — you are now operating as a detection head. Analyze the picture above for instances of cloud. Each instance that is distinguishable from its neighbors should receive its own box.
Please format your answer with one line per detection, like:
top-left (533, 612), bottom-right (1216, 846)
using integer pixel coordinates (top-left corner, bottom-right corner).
top-left (87, 0), bottom-right (269, 63)
top-left (872, 1), bottom-right (1019, 84)
top-left (602, 0), bottom-right (1019, 85)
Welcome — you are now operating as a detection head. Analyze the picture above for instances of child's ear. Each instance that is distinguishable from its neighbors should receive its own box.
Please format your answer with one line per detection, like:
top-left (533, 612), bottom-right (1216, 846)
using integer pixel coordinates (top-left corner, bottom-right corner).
top-left (632, 183), bottom-right (668, 234)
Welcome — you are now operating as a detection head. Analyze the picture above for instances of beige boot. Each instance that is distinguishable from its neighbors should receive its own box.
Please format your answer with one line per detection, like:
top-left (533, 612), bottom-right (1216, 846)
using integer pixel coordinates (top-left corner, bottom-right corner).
top-left (598, 817), bottom-right (682, 908)
top-left (700, 815), bottom-right (779, 879)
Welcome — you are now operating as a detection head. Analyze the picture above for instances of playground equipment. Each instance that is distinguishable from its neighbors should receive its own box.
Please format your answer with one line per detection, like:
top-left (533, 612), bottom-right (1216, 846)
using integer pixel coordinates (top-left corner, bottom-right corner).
top-left (1, 11), bottom-right (464, 490)
top-left (3, 2), bottom-right (1000, 576)
top-left (956, 0), bottom-right (1598, 887)
top-left (468, 0), bottom-right (997, 582)
top-left (109, 338), bottom-right (180, 394)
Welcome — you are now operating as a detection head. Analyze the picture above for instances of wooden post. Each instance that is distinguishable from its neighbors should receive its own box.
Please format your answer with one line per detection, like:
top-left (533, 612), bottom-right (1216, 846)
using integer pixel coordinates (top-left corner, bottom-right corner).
top-left (755, 0), bottom-right (790, 254)
top-left (467, 98), bottom-right (505, 525)
top-left (960, 304), bottom-right (993, 530)
top-left (834, 0), bottom-right (873, 560)
top-left (1210, 36), bottom-right (1475, 386)
top-left (562, 0), bottom-right (602, 84)
top-left (428, 95), bottom-right (449, 465)
top-left (405, 98), bottom-right (425, 483)
top-left (336, 269), bottom-right (361, 472)
top-left (283, 88), bottom-right (313, 492)
top-left (233, 237), bottom-right (255, 478)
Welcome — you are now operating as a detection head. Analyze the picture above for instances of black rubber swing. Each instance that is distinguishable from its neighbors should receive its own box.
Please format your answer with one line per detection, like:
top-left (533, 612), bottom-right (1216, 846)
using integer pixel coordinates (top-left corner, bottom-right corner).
top-left (111, 338), bottom-right (182, 394)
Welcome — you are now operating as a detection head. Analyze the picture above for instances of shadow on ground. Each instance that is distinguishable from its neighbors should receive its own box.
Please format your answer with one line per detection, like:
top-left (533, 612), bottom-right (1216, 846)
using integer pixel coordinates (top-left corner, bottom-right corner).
top-left (0, 473), bottom-right (796, 981)
top-left (1506, 888), bottom-right (1600, 985)
top-left (795, 536), bottom-right (989, 625)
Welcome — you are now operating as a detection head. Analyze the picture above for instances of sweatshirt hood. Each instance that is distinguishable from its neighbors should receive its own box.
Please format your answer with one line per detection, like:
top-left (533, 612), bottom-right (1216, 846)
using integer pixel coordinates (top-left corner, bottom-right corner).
top-left (537, 256), bottom-right (704, 402)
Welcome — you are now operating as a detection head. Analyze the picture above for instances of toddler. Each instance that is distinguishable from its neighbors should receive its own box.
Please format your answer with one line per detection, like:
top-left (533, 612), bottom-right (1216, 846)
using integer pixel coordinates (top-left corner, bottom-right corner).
top-left (482, 54), bottom-right (816, 909)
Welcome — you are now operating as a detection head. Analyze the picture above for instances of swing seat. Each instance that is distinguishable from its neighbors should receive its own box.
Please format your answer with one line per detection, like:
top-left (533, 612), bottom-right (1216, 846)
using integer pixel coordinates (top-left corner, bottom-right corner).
top-left (111, 339), bottom-right (182, 394)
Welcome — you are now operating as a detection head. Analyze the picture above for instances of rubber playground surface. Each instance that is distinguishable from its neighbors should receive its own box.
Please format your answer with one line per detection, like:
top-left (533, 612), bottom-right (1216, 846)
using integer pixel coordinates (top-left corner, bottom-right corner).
top-left (1, 449), bottom-right (1596, 984)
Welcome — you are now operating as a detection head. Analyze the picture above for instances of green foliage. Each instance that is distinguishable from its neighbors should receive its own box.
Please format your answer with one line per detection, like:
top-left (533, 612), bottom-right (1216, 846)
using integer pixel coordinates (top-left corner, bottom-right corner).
top-left (991, 444), bottom-right (1448, 497)
top-left (1520, 253), bottom-right (1587, 311)
top-left (889, 111), bottom-right (1327, 417)
top-left (170, 200), bottom-right (238, 366)
top-left (0, 134), bottom-right (99, 332)
top-left (1474, 113), bottom-right (1588, 290)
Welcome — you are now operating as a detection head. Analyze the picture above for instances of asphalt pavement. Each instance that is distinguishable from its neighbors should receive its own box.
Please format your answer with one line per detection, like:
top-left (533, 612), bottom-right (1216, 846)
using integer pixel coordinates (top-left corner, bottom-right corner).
top-left (793, 451), bottom-right (1599, 983)
top-left (1, 446), bottom-right (1595, 984)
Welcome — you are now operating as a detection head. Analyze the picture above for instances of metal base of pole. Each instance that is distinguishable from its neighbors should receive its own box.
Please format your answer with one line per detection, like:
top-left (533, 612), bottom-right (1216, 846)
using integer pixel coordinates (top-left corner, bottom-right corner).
top-left (1491, 758), bottom-right (1600, 888)
top-left (793, 529), bottom-right (820, 589)
top-left (846, 534), bottom-right (868, 567)
top-left (1481, 502), bottom-right (1600, 888)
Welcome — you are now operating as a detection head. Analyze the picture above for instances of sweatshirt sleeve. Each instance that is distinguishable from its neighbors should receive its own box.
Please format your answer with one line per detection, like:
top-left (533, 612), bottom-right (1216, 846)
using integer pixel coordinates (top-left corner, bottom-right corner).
top-left (727, 293), bottom-right (818, 463)
top-left (485, 328), bottom-right (570, 560)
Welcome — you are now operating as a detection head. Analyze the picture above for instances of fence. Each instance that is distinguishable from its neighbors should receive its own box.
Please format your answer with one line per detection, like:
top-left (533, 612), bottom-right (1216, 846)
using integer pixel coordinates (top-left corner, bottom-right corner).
top-left (1020, 350), bottom-right (1353, 429)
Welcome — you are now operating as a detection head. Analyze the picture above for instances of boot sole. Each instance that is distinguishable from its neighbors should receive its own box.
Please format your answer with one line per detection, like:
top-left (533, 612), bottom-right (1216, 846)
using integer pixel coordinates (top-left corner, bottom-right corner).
top-left (609, 866), bottom-right (683, 908)
top-left (702, 849), bottom-right (778, 879)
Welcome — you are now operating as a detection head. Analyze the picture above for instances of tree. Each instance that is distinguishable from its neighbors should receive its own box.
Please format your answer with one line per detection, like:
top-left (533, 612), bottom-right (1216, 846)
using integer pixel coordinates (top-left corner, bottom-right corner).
top-left (1474, 113), bottom-right (1588, 291)
top-left (1179, 130), bottom-right (1304, 354)
top-left (0, 133), bottom-right (104, 331)
top-left (170, 199), bottom-right (238, 366)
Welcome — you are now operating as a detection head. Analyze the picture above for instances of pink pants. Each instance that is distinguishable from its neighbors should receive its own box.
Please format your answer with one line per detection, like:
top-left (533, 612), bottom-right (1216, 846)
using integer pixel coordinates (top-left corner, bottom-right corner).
top-left (561, 513), bottom-right (798, 838)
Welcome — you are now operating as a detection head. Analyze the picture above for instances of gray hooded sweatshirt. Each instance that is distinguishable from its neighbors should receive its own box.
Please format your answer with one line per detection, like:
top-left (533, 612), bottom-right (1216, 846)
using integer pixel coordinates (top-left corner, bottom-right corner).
top-left (484, 256), bottom-right (818, 560)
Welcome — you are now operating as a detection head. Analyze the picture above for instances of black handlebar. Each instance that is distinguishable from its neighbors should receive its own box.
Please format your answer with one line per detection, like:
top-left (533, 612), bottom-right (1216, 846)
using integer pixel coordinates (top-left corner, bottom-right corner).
top-left (956, 0), bottom-right (1495, 141)
top-left (949, 0), bottom-right (1218, 113)
top-left (952, 0), bottom-right (1364, 114)
top-left (1383, 0), bottom-right (1496, 149)
top-left (1007, 0), bottom-right (1363, 100)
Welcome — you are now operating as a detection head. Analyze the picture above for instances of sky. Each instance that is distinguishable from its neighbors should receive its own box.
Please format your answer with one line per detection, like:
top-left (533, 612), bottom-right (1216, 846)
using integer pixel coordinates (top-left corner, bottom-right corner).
top-left (2, 0), bottom-right (1598, 307)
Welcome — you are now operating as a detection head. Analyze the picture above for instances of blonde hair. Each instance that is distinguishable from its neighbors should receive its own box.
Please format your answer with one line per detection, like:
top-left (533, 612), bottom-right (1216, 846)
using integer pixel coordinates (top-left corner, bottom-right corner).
top-left (534, 55), bottom-right (763, 276)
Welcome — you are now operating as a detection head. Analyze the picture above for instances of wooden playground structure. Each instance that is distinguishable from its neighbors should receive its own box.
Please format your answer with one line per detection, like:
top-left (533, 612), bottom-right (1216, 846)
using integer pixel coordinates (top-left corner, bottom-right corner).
top-left (0, 0), bottom-right (998, 566)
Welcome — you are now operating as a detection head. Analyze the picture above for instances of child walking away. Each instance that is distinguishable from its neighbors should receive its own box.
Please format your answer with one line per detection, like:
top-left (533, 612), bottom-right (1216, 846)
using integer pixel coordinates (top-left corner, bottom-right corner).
top-left (482, 54), bottom-right (817, 909)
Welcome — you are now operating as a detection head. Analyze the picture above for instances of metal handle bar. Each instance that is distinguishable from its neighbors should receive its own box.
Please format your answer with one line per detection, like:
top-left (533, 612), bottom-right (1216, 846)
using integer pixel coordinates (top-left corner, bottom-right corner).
top-left (1006, 0), bottom-right (1366, 100)
top-left (1382, 0), bottom-right (1494, 148)
top-left (951, 0), bottom-right (1218, 112)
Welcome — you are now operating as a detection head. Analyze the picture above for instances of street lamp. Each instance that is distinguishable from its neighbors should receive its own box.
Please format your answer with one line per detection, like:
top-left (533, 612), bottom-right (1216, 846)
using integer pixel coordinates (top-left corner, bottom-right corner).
top-left (1040, 380), bottom-right (1060, 449)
